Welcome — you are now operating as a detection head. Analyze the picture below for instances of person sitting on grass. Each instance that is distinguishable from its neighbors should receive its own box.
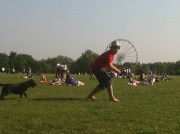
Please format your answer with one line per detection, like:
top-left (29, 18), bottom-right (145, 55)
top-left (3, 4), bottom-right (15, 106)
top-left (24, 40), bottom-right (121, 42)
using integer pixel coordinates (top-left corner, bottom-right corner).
top-left (128, 72), bottom-right (154, 86)
top-left (51, 76), bottom-right (62, 85)
top-left (161, 73), bottom-right (172, 81)
top-left (139, 72), bottom-right (146, 81)
top-left (65, 74), bottom-right (85, 86)
top-left (128, 73), bottom-right (141, 86)
top-left (40, 74), bottom-right (48, 83)
top-left (147, 71), bottom-right (156, 85)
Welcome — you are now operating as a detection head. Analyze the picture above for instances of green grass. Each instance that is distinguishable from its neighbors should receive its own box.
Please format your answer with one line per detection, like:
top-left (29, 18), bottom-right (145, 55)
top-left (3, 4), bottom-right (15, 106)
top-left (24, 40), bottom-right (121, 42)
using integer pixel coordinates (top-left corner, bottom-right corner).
top-left (0, 74), bottom-right (179, 134)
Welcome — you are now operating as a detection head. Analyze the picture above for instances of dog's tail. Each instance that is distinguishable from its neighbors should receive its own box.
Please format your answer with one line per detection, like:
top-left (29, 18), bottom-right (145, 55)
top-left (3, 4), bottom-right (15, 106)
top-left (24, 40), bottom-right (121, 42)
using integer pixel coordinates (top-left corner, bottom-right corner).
top-left (0, 84), bottom-right (6, 87)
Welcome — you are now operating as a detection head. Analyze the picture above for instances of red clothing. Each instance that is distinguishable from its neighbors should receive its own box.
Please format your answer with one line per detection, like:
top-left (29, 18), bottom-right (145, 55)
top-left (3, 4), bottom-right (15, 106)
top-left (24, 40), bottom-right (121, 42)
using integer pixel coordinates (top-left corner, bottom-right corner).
top-left (91, 50), bottom-right (114, 72)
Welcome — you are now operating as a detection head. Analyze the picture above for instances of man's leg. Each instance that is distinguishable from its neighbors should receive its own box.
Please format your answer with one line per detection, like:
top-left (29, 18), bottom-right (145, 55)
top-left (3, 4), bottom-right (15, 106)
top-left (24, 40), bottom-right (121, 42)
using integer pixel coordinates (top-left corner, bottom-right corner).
top-left (87, 85), bottom-right (102, 100)
top-left (107, 85), bottom-right (119, 102)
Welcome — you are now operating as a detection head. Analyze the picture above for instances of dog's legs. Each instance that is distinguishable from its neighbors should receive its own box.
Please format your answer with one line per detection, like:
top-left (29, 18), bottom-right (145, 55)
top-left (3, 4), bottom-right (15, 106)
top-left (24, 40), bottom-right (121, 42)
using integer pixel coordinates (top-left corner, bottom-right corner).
top-left (24, 93), bottom-right (28, 97)
top-left (20, 93), bottom-right (28, 98)
top-left (0, 90), bottom-right (6, 100)
top-left (0, 95), bottom-right (5, 100)
top-left (0, 88), bottom-right (10, 100)
top-left (20, 94), bottom-right (22, 98)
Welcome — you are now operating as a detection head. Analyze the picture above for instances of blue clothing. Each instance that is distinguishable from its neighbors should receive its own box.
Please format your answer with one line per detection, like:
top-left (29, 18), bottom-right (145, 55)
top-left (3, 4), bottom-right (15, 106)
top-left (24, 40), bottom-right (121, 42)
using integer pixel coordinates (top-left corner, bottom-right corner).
top-left (65, 77), bottom-right (78, 86)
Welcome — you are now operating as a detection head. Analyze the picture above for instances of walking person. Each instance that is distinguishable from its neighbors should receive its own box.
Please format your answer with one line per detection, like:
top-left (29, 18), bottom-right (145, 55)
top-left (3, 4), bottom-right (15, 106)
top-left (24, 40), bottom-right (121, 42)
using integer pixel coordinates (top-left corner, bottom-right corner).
top-left (87, 40), bottom-right (121, 102)
top-left (89, 60), bottom-right (95, 80)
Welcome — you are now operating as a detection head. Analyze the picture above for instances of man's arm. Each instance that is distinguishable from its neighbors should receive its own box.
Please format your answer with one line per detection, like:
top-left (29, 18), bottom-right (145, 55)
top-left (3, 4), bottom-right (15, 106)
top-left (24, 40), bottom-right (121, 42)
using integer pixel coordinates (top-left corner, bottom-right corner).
top-left (108, 63), bottom-right (121, 75)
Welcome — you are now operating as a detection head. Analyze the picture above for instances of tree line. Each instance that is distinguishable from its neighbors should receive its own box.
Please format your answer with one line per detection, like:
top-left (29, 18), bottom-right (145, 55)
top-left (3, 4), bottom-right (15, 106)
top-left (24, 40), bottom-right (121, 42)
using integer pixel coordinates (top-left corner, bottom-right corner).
top-left (0, 50), bottom-right (180, 75)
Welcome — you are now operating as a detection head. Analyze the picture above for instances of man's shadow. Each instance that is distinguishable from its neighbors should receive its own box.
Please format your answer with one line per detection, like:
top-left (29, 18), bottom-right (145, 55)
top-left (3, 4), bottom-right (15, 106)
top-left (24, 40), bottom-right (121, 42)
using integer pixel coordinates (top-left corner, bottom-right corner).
top-left (33, 97), bottom-right (84, 102)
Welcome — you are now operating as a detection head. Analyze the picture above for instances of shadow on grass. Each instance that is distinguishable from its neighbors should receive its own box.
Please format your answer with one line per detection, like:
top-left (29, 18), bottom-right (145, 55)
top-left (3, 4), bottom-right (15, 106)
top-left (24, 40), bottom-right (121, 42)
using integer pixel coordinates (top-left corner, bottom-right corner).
top-left (0, 98), bottom-right (16, 101)
top-left (33, 97), bottom-right (84, 102)
top-left (136, 131), bottom-right (157, 134)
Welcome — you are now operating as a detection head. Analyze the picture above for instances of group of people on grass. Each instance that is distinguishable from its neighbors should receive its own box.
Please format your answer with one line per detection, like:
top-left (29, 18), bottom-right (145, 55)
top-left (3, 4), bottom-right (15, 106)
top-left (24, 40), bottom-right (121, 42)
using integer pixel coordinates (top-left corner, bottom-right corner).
top-left (40, 63), bottom-right (85, 86)
top-left (127, 71), bottom-right (172, 86)
top-left (128, 72), bottom-right (157, 86)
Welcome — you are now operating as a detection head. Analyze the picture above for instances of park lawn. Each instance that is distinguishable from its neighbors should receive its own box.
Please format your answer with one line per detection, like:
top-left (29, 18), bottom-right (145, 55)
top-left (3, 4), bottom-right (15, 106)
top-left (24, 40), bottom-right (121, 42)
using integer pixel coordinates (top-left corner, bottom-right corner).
top-left (0, 74), bottom-right (179, 134)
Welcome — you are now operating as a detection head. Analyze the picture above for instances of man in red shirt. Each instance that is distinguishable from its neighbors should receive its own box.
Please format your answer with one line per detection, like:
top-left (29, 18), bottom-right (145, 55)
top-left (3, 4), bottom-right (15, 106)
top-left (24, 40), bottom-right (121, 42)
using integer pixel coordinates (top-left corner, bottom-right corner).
top-left (87, 40), bottom-right (121, 102)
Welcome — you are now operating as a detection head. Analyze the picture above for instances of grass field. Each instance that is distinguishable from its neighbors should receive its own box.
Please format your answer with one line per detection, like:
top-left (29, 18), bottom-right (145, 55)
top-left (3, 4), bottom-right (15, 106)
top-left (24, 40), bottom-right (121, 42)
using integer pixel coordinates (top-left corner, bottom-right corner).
top-left (0, 73), bottom-right (179, 134)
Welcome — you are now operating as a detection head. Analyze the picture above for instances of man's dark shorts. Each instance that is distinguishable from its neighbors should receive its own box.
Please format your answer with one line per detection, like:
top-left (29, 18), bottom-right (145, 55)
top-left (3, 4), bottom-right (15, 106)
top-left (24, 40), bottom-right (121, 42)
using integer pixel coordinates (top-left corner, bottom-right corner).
top-left (94, 69), bottom-right (111, 89)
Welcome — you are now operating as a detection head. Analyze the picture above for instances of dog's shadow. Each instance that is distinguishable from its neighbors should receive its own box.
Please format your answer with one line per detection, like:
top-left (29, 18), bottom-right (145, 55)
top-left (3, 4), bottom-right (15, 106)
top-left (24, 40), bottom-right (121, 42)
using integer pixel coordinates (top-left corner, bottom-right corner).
top-left (33, 97), bottom-right (84, 102)
top-left (0, 98), bottom-right (16, 101)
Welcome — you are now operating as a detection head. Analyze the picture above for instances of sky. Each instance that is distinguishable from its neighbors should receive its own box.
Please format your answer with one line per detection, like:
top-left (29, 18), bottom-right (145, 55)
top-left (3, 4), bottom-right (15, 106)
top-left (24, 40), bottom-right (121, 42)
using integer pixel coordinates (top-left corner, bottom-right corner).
top-left (0, 0), bottom-right (180, 63)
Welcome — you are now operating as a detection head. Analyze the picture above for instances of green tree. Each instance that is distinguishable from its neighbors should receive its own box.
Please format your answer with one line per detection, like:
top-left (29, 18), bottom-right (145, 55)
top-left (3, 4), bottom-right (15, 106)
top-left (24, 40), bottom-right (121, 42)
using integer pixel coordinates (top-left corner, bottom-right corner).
top-left (0, 53), bottom-right (9, 69)
top-left (14, 54), bottom-right (35, 73)
top-left (135, 63), bottom-right (150, 74)
top-left (174, 61), bottom-right (180, 75)
top-left (153, 62), bottom-right (168, 74)
top-left (8, 51), bottom-right (17, 70)
top-left (44, 55), bottom-right (74, 73)
top-left (38, 60), bottom-right (50, 73)
top-left (71, 50), bottom-right (98, 74)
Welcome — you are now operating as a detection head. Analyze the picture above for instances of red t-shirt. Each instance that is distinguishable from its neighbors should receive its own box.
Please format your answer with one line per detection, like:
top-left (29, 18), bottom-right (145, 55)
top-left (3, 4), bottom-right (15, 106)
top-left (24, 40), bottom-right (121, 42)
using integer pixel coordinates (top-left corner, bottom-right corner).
top-left (91, 50), bottom-right (114, 72)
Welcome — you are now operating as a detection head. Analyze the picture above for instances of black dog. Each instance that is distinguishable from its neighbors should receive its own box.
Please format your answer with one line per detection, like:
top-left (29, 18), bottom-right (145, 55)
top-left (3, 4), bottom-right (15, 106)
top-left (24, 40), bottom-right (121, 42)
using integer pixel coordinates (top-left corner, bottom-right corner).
top-left (0, 79), bottom-right (37, 100)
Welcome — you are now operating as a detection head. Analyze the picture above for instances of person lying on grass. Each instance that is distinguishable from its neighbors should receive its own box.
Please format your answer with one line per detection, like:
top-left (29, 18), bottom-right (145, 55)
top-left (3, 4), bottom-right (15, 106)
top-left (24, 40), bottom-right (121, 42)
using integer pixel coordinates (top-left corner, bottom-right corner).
top-left (65, 74), bottom-right (85, 86)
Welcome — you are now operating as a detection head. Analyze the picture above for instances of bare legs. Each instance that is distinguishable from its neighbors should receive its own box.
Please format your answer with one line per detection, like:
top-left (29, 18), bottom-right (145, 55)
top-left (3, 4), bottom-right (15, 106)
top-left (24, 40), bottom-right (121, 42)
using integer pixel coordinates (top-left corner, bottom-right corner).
top-left (87, 86), bottom-right (101, 100)
top-left (107, 85), bottom-right (119, 102)
top-left (87, 85), bottom-right (119, 102)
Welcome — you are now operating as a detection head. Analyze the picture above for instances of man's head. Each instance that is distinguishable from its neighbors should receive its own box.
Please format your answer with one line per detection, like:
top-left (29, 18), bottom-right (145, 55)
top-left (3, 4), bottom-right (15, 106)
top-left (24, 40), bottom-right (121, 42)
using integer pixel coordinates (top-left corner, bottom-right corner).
top-left (110, 40), bottom-right (121, 54)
